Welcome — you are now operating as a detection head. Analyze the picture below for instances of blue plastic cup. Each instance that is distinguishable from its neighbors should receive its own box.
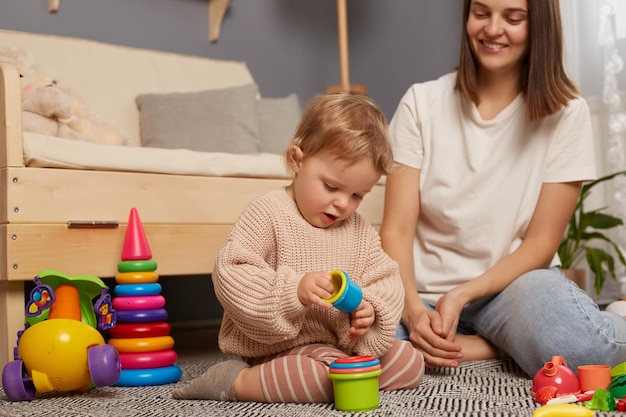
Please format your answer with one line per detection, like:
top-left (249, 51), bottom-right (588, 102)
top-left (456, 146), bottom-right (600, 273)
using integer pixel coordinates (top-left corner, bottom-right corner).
top-left (324, 270), bottom-right (363, 313)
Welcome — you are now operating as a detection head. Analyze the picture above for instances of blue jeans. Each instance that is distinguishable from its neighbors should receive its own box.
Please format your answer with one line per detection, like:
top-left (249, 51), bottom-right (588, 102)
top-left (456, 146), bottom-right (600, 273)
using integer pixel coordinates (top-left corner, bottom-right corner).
top-left (396, 267), bottom-right (626, 376)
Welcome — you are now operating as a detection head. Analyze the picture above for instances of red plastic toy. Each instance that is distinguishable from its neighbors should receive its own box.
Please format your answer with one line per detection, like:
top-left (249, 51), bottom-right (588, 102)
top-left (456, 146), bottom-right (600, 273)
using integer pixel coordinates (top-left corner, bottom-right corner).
top-left (531, 356), bottom-right (580, 403)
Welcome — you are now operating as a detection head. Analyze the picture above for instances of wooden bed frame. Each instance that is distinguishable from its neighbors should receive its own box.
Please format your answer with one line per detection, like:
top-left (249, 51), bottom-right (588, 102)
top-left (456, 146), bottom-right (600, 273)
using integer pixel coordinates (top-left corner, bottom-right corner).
top-left (0, 61), bottom-right (386, 370)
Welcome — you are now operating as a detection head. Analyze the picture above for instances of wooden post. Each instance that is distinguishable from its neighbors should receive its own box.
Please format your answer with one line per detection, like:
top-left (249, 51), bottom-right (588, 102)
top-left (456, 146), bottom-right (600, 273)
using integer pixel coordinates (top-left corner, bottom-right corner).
top-left (325, 0), bottom-right (367, 95)
top-left (48, 0), bottom-right (60, 13)
top-left (337, 0), bottom-right (350, 92)
top-left (208, 0), bottom-right (232, 43)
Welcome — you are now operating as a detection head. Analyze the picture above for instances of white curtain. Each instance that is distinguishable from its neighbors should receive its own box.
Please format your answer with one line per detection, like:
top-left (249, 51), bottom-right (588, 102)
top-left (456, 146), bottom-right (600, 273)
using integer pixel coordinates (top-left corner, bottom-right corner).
top-left (561, 0), bottom-right (626, 299)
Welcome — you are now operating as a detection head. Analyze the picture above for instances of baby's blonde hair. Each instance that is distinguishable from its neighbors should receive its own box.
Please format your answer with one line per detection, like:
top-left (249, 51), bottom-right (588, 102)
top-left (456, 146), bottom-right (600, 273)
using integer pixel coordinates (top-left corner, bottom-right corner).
top-left (287, 93), bottom-right (394, 176)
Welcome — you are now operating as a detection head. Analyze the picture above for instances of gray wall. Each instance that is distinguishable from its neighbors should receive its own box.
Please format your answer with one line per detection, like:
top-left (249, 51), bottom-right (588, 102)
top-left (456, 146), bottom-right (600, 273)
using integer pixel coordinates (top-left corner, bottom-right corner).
top-left (0, 0), bottom-right (462, 120)
top-left (4, 0), bottom-right (462, 325)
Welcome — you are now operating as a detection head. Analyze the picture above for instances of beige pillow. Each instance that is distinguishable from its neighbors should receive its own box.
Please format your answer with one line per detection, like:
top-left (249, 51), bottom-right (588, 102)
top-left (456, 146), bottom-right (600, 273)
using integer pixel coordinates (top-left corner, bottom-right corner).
top-left (136, 84), bottom-right (261, 153)
top-left (256, 94), bottom-right (301, 154)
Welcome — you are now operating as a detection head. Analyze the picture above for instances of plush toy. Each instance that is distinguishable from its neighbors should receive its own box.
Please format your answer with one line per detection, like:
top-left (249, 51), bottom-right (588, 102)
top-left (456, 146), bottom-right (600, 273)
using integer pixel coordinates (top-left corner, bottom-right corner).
top-left (0, 46), bottom-right (128, 146)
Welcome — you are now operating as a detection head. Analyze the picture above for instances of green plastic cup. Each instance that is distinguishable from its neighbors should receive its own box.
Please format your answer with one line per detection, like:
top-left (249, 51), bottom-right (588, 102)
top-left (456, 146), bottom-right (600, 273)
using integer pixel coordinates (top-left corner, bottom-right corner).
top-left (328, 369), bottom-right (382, 412)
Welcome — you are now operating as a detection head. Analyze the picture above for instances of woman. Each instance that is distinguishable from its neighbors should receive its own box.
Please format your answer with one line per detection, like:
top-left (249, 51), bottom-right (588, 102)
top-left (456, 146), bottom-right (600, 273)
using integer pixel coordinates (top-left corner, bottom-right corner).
top-left (380, 0), bottom-right (626, 376)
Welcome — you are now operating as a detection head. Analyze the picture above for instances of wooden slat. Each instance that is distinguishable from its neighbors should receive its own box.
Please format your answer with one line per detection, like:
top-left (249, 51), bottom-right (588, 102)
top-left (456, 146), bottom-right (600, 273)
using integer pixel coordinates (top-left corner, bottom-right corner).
top-left (6, 167), bottom-right (290, 224)
top-left (2, 223), bottom-right (233, 281)
top-left (0, 63), bottom-right (24, 170)
top-left (4, 166), bottom-right (385, 226)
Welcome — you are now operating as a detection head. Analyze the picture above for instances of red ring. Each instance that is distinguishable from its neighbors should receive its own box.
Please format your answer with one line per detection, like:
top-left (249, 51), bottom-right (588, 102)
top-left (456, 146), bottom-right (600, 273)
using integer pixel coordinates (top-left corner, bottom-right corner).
top-left (119, 349), bottom-right (178, 369)
top-left (108, 322), bottom-right (171, 338)
top-left (333, 355), bottom-right (377, 364)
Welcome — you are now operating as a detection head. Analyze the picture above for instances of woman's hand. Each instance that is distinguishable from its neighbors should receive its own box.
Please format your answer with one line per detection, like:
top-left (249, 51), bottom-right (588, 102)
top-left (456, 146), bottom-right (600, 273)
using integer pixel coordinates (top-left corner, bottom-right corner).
top-left (297, 271), bottom-right (335, 309)
top-left (406, 308), bottom-right (463, 368)
top-left (434, 290), bottom-right (466, 341)
top-left (348, 300), bottom-right (375, 339)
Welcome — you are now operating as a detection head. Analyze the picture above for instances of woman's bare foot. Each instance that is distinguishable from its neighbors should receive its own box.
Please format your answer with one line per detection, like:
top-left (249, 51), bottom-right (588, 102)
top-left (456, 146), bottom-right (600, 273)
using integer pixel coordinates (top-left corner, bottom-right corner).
top-left (455, 334), bottom-right (503, 362)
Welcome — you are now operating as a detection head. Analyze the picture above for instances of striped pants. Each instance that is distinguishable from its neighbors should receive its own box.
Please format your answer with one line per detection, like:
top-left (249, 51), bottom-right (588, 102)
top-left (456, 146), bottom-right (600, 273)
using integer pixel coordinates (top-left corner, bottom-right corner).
top-left (245, 340), bottom-right (424, 403)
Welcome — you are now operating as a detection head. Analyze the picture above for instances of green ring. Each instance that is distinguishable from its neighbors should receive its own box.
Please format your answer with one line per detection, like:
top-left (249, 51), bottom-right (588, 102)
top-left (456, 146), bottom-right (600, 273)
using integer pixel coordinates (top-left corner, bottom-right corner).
top-left (118, 260), bottom-right (158, 273)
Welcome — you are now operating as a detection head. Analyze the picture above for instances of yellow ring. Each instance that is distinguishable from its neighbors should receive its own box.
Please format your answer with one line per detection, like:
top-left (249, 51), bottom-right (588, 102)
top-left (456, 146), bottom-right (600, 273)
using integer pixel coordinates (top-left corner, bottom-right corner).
top-left (324, 270), bottom-right (347, 304)
top-left (108, 335), bottom-right (174, 353)
top-left (115, 271), bottom-right (159, 284)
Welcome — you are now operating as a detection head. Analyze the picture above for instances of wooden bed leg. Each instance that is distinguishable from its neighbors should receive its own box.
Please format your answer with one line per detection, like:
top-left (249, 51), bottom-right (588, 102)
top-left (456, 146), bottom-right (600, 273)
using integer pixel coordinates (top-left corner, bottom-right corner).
top-left (0, 280), bottom-right (24, 370)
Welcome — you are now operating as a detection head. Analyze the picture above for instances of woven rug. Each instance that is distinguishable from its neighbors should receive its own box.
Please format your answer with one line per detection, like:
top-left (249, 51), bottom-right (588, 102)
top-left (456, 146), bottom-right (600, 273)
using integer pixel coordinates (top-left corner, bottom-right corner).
top-left (0, 357), bottom-right (622, 417)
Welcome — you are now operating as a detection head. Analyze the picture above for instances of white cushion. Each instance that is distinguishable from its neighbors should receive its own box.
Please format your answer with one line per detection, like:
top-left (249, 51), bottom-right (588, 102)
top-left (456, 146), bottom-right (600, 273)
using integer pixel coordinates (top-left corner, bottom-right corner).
top-left (23, 132), bottom-right (289, 178)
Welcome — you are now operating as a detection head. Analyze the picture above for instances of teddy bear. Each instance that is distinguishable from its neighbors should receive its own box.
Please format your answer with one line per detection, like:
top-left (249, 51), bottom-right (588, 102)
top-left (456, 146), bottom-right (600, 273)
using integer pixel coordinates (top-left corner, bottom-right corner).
top-left (0, 46), bottom-right (128, 146)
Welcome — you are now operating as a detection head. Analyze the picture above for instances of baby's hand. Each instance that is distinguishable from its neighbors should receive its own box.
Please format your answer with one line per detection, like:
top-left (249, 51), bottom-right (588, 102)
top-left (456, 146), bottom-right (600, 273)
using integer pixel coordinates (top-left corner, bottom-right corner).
top-left (297, 271), bottom-right (335, 309)
top-left (348, 300), bottom-right (375, 339)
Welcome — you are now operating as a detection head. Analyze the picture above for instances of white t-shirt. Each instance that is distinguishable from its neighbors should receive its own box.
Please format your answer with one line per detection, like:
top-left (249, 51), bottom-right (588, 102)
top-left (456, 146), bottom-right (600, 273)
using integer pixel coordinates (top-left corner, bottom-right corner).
top-left (389, 72), bottom-right (597, 303)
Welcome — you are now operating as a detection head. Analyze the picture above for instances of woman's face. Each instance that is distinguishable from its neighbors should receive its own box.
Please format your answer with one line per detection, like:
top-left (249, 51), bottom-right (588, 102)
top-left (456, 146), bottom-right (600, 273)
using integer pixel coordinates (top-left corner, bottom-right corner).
top-left (466, 0), bottom-right (529, 78)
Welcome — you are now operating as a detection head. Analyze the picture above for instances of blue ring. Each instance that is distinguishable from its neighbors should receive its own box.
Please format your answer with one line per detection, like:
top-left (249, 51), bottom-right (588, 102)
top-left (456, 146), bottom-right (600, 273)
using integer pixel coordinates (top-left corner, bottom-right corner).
top-left (115, 365), bottom-right (182, 386)
top-left (116, 308), bottom-right (168, 323)
top-left (114, 283), bottom-right (162, 297)
top-left (330, 358), bottom-right (380, 369)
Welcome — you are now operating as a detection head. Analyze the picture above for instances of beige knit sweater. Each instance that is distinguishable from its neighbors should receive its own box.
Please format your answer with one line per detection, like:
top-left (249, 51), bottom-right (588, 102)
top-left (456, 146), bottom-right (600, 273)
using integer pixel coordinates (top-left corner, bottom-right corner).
top-left (213, 188), bottom-right (404, 359)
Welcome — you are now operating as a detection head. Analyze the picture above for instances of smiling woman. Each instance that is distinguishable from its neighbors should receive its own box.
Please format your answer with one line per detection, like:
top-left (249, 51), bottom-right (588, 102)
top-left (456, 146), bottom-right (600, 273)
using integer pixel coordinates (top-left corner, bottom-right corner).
top-left (381, 0), bottom-right (626, 378)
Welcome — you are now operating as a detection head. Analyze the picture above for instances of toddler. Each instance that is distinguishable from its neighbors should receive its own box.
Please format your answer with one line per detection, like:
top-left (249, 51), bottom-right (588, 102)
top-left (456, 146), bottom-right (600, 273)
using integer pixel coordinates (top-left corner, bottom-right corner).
top-left (172, 93), bottom-right (424, 403)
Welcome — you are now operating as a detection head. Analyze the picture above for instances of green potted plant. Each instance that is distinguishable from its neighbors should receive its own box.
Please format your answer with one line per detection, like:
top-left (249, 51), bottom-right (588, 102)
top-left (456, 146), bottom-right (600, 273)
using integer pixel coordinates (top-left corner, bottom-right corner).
top-left (558, 170), bottom-right (626, 297)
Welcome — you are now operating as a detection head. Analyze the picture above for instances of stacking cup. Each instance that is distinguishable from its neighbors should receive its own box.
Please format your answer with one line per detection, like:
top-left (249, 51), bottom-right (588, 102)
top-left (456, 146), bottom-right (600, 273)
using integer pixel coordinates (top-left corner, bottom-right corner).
top-left (324, 270), bottom-right (363, 313)
top-left (329, 356), bottom-right (382, 412)
top-left (578, 365), bottom-right (611, 392)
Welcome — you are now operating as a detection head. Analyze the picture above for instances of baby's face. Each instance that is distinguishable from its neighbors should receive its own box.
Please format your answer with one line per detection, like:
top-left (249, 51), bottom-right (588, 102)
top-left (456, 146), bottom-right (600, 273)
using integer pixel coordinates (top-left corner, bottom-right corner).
top-left (290, 154), bottom-right (380, 228)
